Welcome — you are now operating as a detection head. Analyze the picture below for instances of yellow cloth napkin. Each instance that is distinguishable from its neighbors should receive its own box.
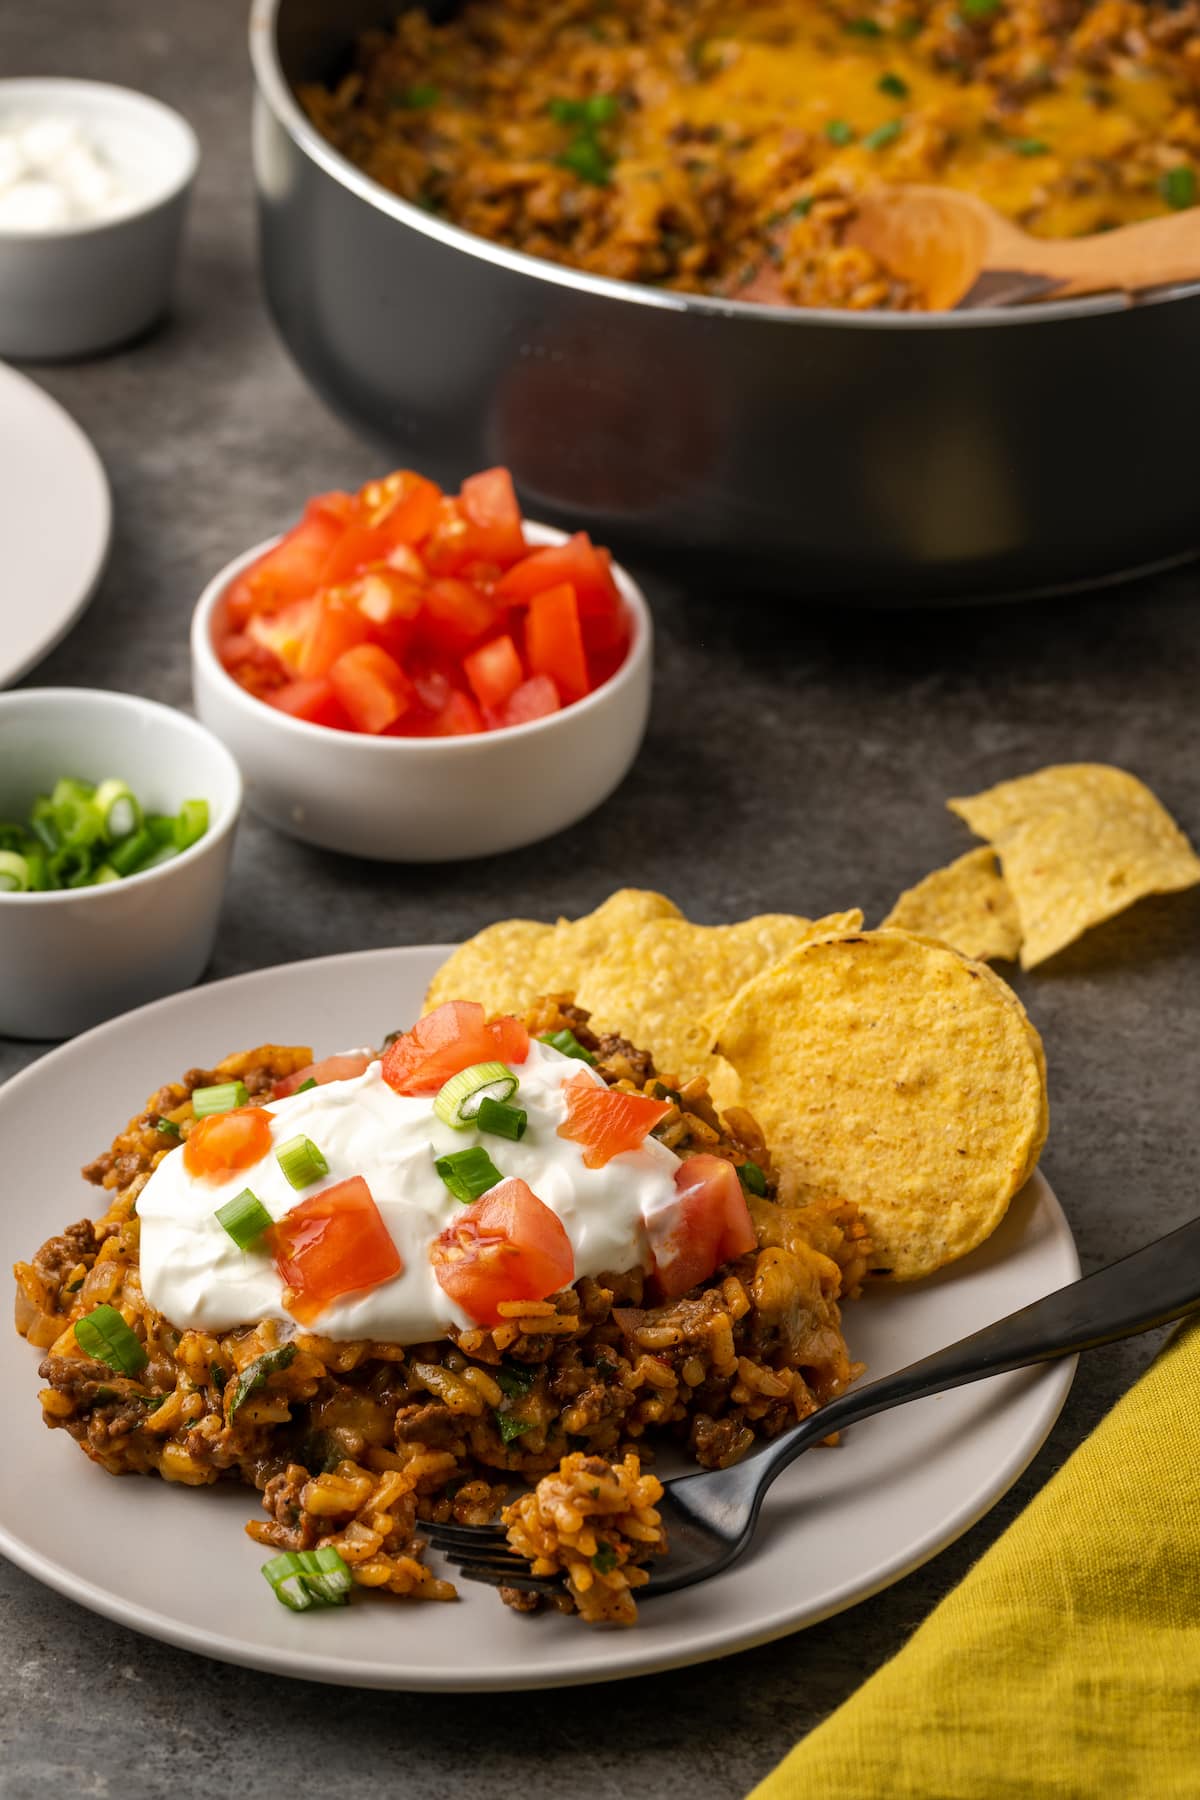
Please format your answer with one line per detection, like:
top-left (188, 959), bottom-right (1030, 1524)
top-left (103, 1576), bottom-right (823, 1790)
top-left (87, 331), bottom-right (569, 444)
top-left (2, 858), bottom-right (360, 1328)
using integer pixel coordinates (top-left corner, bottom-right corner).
top-left (751, 1318), bottom-right (1200, 1800)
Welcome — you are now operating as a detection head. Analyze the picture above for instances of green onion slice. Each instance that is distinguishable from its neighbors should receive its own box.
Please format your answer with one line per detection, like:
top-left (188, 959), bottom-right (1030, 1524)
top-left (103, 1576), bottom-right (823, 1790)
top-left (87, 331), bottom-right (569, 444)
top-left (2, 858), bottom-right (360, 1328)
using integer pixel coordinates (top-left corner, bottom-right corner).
top-left (216, 1187), bottom-right (274, 1249)
top-left (863, 119), bottom-right (902, 151)
top-left (174, 798), bottom-right (209, 851)
top-left (228, 1343), bottom-right (297, 1420)
top-left (261, 1546), bottom-right (353, 1612)
top-left (93, 777), bottom-right (142, 842)
top-left (435, 1146), bottom-right (502, 1204)
top-left (108, 828), bottom-right (157, 877)
top-left (539, 1028), bottom-right (596, 1065)
top-left (0, 850), bottom-right (31, 893)
top-left (296, 1077), bottom-right (318, 1093)
top-left (433, 1061), bottom-right (518, 1129)
top-left (276, 1134), bottom-right (330, 1190)
top-left (475, 1097), bottom-right (528, 1141)
top-left (155, 1117), bottom-right (183, 1141)
top-left (739, 1161), bottom-right (768, 1197)
top-left (73, 1304), bottom-right (148, 1376)
top-left (192, 1080), bottom-right (249, 1118)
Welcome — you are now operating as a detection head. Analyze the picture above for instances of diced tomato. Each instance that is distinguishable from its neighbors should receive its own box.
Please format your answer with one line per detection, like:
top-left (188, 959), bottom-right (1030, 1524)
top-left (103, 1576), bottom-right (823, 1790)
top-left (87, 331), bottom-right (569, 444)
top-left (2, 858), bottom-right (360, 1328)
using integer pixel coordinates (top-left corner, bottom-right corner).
top-left (350, 569), bottom-right (423, 659)
top-left (267, 677), bottom-right (351, 730)
top-left (183, 1107), bottom-right (273, 1184)
top-left (422, 497), bottom-right (474, 577)
top-left (225, 504), bottom-right (348, 627)
top-left (381, 1001), bottom-right (531, 1095)
top-left (296, 594), bottom-right (373, 678)
top-left (429, 1177), bottom-right (574, 1327)
top-left (556, 1070), bottom-right (671, 1169)
top-left (463, 633), bottom-right (523, 709)
top-left (273, 1051), bottom-right (375, 1100)
top-left (419, 578), bottom-right (499, 656)
top-left (217, 467), bottom-right (627, 740)
top-left (329, 643), bottom-right (415, 734)
top-left (525, 582), bottom-right (589, 702)
top-left (271, 1175), bottom-right (403, 1326)
top-left (458, 467), bottom-right (526, 566)
top-left (497, 532), bottom-right (620, 610)
top-left (498, 533), bottom-right (628, 658)
top-left (246, 598), bottom-right (319, 675)
top-left (432, 690), bottom-right (484, 736)
top-left (494, 673), bottom-right (561, 729)
top-left (645, 1155), bottom-right (758, 1301)
top-left (358, 470), bottom-right (443, 544)
top-left (316, 521), bottom-right (398, 587)
top-left (217, 630), bottom-right (286, 699)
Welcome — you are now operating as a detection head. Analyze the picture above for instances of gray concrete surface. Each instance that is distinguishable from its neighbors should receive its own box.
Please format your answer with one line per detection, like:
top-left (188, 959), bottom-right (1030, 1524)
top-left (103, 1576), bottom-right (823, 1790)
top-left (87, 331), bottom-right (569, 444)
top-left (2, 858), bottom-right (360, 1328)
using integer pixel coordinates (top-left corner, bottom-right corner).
top-left (3, 3), bottom-right (1199, 1795)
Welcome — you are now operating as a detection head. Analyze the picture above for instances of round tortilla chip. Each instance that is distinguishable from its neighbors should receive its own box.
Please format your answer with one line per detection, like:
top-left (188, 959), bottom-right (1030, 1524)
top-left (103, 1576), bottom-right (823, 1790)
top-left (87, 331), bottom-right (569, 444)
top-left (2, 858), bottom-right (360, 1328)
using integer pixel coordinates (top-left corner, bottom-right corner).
top-left (714, 930), bottom-right (1047, 1281)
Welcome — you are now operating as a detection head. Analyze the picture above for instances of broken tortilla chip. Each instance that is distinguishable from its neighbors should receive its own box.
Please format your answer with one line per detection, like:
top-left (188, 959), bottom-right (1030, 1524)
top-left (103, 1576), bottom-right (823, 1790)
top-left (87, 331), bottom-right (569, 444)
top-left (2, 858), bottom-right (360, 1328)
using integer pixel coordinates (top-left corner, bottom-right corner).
top-left (949, 764), bottom-right (1200, 969)
top-left (882, 847), bottom-right (1022, 963)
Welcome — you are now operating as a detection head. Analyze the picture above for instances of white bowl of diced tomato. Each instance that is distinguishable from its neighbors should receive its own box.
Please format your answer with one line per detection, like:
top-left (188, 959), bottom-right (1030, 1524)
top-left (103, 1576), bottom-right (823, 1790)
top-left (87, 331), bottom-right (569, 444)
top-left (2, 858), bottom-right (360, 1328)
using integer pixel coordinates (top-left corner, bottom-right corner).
top-left (191, 466), bottom-right (653, 862)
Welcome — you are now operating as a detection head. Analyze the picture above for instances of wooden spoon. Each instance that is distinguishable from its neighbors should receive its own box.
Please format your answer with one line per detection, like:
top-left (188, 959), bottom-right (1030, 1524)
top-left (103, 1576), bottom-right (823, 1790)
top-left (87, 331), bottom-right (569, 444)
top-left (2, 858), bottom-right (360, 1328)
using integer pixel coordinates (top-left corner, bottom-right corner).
top-left (843, 184), bottom-right (1200, 310)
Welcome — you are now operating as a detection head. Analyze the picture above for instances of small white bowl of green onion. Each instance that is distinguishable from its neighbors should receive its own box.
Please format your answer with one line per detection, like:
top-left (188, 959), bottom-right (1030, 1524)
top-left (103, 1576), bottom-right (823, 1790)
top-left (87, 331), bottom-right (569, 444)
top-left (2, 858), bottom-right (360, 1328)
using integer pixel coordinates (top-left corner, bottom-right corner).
top-left (0, 688), bottom-right (241, 1039)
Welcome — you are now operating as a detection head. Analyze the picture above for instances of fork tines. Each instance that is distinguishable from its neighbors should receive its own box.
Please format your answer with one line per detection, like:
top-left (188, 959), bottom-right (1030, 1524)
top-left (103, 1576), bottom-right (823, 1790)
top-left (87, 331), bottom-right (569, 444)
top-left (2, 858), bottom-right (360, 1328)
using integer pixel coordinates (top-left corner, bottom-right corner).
top-left (423, 1519), bottom-right (561, 1595)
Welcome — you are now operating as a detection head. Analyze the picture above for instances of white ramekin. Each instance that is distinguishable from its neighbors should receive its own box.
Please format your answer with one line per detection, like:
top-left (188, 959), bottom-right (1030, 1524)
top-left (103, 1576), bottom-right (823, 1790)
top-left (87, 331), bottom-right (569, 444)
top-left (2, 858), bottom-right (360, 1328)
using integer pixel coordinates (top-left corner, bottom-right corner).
top-left (0, 79), bottom-right (198, 360)
top-left (0, 688), bottom-right (241, 1039)
top-left (191, 522), bottom-right (653, 863)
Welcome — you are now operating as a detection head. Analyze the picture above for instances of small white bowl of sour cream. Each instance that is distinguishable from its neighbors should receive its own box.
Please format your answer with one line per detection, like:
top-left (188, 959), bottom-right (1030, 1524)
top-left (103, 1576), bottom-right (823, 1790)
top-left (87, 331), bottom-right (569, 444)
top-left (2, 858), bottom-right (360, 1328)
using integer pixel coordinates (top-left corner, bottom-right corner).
top-left (0, 78), bottom-right (198, 360)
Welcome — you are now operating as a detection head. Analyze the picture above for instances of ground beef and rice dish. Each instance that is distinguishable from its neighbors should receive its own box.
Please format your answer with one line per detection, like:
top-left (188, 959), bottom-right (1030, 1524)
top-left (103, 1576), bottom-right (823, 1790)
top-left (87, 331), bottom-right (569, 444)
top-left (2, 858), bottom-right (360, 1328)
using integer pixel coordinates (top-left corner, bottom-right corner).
top-left (301, 0), bottom-right (1200, 312)
top-left (14, 998), bottom-right (871, 1625)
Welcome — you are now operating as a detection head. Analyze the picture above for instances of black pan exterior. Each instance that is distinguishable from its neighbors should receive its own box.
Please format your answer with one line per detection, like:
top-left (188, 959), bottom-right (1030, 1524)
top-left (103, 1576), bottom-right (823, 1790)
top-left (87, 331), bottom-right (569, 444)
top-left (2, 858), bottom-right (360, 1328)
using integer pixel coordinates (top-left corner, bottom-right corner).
top-left (252, 0), bottom-right (1200, 602)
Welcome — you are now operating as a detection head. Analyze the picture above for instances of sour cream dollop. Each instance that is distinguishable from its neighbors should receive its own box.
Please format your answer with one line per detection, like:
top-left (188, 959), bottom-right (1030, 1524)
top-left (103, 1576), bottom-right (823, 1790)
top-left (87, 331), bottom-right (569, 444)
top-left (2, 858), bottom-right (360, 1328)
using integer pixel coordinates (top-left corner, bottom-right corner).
top-left (0, 117), bottom-right (131, 231)
top-left (137, 1039), bottom-right (680, 1341)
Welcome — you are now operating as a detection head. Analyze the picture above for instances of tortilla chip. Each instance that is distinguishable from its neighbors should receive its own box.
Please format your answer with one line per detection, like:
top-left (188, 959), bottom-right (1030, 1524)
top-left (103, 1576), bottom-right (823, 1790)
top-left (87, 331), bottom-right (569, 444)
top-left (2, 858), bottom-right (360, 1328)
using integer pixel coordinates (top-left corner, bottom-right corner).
top-left (424, 891), bottom-right (683, 1016)
top-left (882, 847), bottom-right (1022, 963)
top-left (882, 929), bottom-right (1049, 1192)
top-left (714, 929), bottom-right (1047, 1281)
top-left (425, 919), bottom-right (555, 1015)
top-left (949, 764), bottom-right (1200, 968)
top-left (575, 911), bottom-right (863, 1086)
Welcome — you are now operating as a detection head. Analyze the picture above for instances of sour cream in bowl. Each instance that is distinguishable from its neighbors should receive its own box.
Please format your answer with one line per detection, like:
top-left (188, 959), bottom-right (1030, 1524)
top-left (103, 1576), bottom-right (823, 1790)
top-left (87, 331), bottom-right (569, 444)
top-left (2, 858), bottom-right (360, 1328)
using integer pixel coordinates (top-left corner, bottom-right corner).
top-left (0, 79), bottom-right (198, 359)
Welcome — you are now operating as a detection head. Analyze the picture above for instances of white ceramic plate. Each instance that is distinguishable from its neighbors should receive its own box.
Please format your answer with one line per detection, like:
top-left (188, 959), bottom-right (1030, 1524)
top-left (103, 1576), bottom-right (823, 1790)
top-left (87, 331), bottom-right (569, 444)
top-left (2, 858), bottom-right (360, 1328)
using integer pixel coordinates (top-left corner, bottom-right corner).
top-left (0, 945), bottom-right (1079, 1691)
top-left (0, 362), bottom-right (111, 687)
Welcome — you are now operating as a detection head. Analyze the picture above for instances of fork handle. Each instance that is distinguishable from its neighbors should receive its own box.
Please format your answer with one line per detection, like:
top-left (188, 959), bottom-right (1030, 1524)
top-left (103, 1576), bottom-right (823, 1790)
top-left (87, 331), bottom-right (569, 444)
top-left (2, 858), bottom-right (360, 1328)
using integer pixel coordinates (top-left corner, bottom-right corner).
top-left (755, 1211), bottom-right (1200, 1491)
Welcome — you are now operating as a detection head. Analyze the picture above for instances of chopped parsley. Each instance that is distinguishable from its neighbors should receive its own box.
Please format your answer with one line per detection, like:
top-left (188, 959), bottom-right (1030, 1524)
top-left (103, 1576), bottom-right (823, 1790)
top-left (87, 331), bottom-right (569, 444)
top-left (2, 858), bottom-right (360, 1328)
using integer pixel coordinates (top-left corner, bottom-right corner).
top-left (495, 1411), bottom-right (538, 1444)
top-left (843, 17), bottom-right (884, 36)
top-left (1161, 166), bottom-right (1196, 211)
top-left (549, 94), bottom-right (619, 187)
top-left (825, 119), bottom-right (856, 147)
top-left (738, 1161), bottom-right (768, 1197)
top-left (1009, 137), bottom-right (1050, 157)
top-left (228, 1344), bottom-right (296, 1421)
top-left (390, 84), bottom-right (440, 109)
top-left (493, 1362), bottom-right (537, 1397)
top-left (591, 1543), bottom-right (619, 1574)
top-left (864, 119), bottom-right (903, 151)
top-left (877, 72), bottom-right (910, 100)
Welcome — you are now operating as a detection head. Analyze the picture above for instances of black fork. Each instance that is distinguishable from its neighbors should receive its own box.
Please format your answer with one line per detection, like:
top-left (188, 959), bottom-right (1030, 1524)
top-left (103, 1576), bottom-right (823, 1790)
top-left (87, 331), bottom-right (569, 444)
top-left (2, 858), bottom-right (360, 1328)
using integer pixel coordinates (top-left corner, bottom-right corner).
top-left (426, 1214), bottom-right (1200, 1600)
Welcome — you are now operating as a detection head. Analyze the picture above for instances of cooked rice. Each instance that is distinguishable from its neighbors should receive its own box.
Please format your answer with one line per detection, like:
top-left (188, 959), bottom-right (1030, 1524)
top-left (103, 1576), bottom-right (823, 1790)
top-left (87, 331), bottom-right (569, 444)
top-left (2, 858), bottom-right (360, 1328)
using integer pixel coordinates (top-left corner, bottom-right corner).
top-left (301, 0), bottom-right (1200, 312)
top-left (14, 998), bottom-right (871, 1622)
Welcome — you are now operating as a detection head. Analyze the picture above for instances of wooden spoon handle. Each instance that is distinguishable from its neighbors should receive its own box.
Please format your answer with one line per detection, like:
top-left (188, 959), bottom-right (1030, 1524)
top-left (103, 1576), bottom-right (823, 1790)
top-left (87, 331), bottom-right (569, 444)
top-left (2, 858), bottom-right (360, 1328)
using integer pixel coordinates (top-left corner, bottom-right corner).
top-left (989, 208), bottom-right (1200, 300)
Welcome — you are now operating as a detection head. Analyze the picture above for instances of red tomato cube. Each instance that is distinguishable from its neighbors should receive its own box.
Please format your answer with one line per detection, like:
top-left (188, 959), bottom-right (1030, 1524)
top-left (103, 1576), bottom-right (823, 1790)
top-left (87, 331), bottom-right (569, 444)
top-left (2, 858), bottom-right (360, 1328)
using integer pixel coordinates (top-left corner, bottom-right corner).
top-left (419, 578), bottom-right (499, 655)
top-left (267, 677), bottom-right (351, 730)
top-left (329, 643), bottom-right (416, 734)
top-left (463, 633), bottom-right (524, 709)
top-left (525, 582), bottom-right (589, 702)
top-left (432, 690), bottom-right (485, 736)
top-left (497, 674), bottom-right (561, 728)
top-left (457, 467), bottom-right (526, 565)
